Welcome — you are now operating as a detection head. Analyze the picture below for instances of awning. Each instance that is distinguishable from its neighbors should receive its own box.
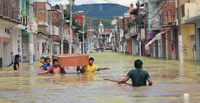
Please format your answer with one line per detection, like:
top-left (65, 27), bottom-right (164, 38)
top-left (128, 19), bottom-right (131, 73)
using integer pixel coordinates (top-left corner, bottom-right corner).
top-left (184, 14), bottom-right (200, 23)
top-left (145, 37), bottom-right (156, 50)
top-left (145, 27), bottom-right (175, 50)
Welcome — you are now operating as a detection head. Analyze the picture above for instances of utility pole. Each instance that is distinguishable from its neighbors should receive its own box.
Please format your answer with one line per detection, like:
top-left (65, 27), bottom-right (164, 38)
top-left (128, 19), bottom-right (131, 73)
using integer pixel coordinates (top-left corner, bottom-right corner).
top-left (69, 0), bottom-right (73, 54)
top-left (137, 1), bottom-right (141, 57)
top-left (123, 16), bottom-right (125, 55)
top-left (28, 0), bottom-right (34, 65)
top-left (177, 0), bottom-right (183, 63)
top-left (89, 19), bottom-right (92, 52)
top-left (59, 4), bottom-right (64, 54)
top-left (82, 12), bottom-right (85, 54)
top-left (82, 8), bottom-right (92, 54)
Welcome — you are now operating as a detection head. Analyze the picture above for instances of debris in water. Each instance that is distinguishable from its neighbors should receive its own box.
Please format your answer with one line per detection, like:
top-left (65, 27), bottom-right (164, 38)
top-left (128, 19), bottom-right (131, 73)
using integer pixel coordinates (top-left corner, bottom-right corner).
top-left (183, 93), bottom-right (189, 103)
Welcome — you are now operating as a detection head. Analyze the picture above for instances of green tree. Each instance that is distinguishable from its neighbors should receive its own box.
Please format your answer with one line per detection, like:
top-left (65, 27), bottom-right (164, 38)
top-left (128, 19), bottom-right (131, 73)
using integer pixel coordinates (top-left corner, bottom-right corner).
top-left (64, 10), bottom-right (87, 41)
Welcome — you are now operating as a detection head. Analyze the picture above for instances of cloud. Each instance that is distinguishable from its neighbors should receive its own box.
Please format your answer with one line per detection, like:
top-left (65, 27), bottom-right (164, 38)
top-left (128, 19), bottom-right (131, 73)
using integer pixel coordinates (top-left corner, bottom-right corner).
top-left (36, 0), bottom-right (137, 7)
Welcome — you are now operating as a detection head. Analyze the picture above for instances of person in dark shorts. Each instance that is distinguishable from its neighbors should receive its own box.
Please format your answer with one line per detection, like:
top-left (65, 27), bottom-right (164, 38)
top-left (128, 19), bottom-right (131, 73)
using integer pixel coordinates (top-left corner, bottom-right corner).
top-left (117, 59), bottom-right (153, 87)
top-left (7, 55), bottom-right (20, 71)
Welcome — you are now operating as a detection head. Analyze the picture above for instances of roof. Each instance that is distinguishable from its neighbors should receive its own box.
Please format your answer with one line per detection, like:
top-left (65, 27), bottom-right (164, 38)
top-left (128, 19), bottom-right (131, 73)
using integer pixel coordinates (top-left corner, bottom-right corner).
top-left (104, 29), bottom-right (112, 33)
top-left (184, 14), bottom-right (200, 23)
top-left (47, 9), bottom-right (61, 14)
top-left (74, 14), bottom-right (83, 25)
top-left (0, 15), bottom-right (21, 24)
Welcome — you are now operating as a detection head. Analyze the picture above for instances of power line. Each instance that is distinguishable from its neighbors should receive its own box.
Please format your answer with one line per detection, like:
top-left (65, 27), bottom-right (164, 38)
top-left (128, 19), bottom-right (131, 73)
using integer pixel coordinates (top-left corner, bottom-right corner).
top-left (148, 0), bottom-right (167, 20)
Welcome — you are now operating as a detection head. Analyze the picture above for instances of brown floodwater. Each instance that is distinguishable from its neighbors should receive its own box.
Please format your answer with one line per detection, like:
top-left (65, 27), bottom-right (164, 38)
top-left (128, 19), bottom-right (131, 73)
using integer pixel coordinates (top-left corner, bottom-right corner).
top-left (0, 52), bottom-right (200, 102)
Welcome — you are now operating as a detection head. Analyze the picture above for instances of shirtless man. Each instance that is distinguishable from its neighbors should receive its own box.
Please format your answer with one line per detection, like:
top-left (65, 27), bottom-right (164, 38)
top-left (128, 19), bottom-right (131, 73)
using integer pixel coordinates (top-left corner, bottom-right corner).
top-left (37, 59), bottom-right (65, 75)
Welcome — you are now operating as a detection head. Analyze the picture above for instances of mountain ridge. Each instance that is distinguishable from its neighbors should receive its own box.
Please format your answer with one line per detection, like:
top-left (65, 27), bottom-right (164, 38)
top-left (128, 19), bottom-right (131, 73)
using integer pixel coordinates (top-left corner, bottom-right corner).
top-left (52, 3), bottom-right (128, 19)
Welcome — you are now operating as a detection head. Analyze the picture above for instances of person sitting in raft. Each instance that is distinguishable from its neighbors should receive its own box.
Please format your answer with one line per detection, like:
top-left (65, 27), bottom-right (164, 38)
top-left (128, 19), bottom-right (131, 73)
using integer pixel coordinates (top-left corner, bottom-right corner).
top-left (37, 59), bottom-right (65, 75)
top-left (7, 54), bottom-right (20, 71)
top-left (117, 59), bottom-right (153, 87)
top-left (43, 58), bottom-right (53, 71)
top-left (77, 57), bottom-right (110, 73)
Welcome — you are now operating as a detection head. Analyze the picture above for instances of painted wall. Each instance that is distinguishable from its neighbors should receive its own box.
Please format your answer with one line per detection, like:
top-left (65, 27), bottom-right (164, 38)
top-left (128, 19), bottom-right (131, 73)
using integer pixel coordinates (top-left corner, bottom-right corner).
top-left (175, 0), bottom-right (200, 7)
top-left (148, 0), bottom-right (160, 32)
top-left (175, 3), bottom-right (200, 25)
top-left (182, 24), bottom-right (196, 60)
top-left (0, 24), bottom-right (12, 38)
top-left (11, 28), bottom-right (22, 62)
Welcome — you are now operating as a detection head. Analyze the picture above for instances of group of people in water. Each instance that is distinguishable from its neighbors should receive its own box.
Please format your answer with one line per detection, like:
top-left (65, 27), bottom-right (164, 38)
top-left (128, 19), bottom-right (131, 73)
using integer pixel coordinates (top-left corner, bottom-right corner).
top-left (7, 54), bottom-right (153, 87)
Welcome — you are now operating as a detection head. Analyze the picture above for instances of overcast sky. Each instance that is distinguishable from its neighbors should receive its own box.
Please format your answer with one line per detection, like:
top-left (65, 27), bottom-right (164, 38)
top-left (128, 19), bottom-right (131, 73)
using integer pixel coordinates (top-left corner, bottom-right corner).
top-left (35, 0), bottom-right (137, 7)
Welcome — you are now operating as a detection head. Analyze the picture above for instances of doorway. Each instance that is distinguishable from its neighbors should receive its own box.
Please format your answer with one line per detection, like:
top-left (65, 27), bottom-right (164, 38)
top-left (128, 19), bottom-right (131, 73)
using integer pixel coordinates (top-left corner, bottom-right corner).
top-left (3, 42), bottom-right (11, 66)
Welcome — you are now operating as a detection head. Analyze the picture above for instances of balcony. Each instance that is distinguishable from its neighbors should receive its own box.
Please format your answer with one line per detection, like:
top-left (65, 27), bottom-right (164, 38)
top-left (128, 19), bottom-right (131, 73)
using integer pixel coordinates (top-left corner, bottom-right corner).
top-left (51, 26), bottom-right (59, 36)
top-left (39, 26), bottom-right (59, 36)
top-left (129, 25), bottom-right (145, 37)
top-left (181, 3), bottom-right (200, 24)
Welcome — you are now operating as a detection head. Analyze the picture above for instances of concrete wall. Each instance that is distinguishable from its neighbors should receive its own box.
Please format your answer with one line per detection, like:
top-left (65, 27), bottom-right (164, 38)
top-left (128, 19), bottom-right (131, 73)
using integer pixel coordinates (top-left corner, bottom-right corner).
top-left (175, 0), bottom-right (200, 7)
top-left (182, 24), bottom-right (196, 60)
top-left (0, 24), bottom-right (11, 38)
top-left (11, 28), bottom-right (22, 62)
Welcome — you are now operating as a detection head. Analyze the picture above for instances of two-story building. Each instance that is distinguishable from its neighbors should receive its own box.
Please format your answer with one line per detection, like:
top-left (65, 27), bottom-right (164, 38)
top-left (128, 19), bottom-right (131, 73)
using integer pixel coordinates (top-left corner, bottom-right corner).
top-left (34, 2), bottom-right (60, 59)
top-left (128, 2), bottom-right (146, 56)
top-left (0, 0), bottom-right (25, 66)
top-left (182, 0), bottom-right (200, 60)
top-left (145, 0), bottom-right (179, 60)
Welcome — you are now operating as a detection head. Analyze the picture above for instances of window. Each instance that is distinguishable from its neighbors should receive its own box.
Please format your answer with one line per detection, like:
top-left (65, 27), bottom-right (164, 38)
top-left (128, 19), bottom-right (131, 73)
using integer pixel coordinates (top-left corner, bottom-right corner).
top-left (48, 44), bottom-right (50, 53)
top-left (42, 43), bottom-right (45, 53)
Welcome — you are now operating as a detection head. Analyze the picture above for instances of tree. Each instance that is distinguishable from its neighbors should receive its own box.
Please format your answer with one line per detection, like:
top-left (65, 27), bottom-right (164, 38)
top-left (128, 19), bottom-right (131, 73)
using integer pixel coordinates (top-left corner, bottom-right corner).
top-left (64, 10), bottom-right (87, 41)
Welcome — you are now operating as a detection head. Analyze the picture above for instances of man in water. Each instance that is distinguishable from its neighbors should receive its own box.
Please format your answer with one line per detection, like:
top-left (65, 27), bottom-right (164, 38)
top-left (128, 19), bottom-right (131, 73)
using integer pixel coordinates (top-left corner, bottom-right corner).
top-left (7, 55), bottom-right (20, 71)
top-left (37, 59), bottom-right (65, 75)
top-left (117, 59), bottom-right (153, 87)
top-left (77, 57), bottom-right (110, 73)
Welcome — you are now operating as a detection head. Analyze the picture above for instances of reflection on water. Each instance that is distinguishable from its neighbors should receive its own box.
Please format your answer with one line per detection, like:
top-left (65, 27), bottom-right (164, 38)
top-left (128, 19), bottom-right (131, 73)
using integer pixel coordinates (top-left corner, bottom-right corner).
top-left (0, 53), bottom-right (200, 102)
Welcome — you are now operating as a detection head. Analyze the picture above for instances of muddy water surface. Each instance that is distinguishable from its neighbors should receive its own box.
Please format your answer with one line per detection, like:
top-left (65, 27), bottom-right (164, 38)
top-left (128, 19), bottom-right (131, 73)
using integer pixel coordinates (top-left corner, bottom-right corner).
top-left (0, 53), bottom-right (200, 102)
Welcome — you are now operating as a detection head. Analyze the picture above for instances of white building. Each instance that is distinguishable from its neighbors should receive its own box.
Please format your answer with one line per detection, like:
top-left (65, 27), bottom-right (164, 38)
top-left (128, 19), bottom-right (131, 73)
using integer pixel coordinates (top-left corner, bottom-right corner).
top-left (0, 16), bottom-right (23, 66)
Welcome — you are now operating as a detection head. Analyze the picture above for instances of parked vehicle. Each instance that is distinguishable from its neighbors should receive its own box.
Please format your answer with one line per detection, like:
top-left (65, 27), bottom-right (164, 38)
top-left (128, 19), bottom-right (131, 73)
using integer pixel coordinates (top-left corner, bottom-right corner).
top-left (105, 46), bottom-right (111, 50)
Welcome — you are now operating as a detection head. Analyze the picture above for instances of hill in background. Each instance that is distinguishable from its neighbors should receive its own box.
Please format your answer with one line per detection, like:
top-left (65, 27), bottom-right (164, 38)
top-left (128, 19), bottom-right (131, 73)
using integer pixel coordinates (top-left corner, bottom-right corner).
top-left (52, 3), bottom-right (128, 19)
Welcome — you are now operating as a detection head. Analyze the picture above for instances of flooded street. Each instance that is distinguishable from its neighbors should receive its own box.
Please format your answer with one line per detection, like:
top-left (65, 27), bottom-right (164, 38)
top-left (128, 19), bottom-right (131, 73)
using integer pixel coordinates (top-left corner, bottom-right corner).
top-left (0, 52), bottom-right (200, 102)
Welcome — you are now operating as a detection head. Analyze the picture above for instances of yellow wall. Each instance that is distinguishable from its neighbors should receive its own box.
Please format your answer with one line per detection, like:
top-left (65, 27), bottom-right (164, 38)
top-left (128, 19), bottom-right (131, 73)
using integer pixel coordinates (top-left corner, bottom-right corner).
top-left (182, 24), bottom-right (195, 60)
top-left (176, 1), bottom-right (200, 25)
top-left (176, 0), bottom-right (200, 7)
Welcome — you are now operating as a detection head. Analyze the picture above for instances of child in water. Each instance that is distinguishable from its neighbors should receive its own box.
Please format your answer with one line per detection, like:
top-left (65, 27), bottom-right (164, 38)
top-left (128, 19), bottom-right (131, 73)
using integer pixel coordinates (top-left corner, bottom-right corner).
top-left (7, 55), bottom-right (20, 71)
top-left (43, 58), bottom-right (53, 71)
top-left (37, 59), bottom-right (65, 75)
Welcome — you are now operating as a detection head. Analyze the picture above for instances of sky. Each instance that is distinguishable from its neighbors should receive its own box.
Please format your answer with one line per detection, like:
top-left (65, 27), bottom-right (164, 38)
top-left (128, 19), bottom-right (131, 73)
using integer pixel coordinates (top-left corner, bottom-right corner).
top-left (35, 0), bottom-right (137, 7)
